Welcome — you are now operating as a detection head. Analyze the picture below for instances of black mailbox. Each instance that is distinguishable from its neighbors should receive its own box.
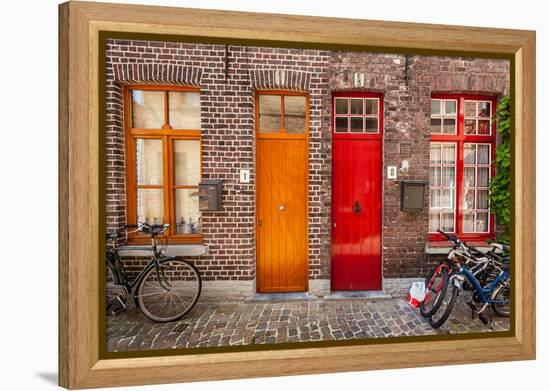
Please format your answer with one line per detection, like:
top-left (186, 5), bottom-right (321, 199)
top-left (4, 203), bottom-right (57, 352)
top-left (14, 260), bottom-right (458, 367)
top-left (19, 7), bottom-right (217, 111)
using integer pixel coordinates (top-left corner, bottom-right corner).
top-left (198, 179), bottom-right (223, 211)
top-left (400, 180), bottom-right (426, 211)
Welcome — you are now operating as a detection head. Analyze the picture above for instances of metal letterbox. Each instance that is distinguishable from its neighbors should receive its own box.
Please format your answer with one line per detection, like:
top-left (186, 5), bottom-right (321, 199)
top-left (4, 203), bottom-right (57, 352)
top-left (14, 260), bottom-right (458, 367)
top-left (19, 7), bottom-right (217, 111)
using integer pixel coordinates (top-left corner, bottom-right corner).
top-left (400, 180), bottom-right (426, 211)
top-left (198, 179), bottom-right (223, 211)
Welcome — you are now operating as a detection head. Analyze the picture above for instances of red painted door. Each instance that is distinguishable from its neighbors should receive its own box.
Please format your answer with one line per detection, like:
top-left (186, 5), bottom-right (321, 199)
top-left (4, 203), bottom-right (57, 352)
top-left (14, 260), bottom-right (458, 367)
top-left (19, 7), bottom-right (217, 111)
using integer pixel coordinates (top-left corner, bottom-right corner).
top-left (331, 93), bottom-right (383, 291)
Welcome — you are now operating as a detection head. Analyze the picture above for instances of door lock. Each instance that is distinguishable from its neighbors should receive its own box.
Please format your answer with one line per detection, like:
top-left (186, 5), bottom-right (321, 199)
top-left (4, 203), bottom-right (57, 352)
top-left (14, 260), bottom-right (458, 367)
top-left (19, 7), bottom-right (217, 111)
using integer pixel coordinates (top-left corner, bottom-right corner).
top-left (352, 200), bottom-right (361, 213)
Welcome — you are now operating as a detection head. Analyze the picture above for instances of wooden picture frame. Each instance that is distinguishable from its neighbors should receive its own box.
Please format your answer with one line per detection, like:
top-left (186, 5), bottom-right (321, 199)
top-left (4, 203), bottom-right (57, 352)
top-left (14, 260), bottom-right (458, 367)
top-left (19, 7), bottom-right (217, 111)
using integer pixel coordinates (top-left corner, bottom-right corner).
top-left (59, 1), bottom-right (536, 389)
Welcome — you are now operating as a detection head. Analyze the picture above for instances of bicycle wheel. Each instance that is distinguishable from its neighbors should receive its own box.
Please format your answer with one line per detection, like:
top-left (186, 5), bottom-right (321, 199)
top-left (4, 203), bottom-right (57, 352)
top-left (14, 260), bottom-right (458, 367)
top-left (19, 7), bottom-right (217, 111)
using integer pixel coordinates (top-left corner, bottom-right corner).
top-left (429, 276), bottom-right (458, 328)
top-left (136, 258), bottom-right (202, 322)
top-left (420, 266), bottom-right (449, 317)
top-left (491, 283), bottom-right (510, 317)
top-left (106, 262), bottom-right (120, 284)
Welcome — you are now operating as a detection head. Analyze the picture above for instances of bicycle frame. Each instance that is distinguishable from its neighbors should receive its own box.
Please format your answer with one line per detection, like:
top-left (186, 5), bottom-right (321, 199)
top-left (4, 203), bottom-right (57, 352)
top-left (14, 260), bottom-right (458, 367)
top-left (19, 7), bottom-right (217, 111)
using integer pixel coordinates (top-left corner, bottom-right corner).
top-left (106, 238), bottom-right (179, 293)
top-left (454, 266), bottom-right (509, 305)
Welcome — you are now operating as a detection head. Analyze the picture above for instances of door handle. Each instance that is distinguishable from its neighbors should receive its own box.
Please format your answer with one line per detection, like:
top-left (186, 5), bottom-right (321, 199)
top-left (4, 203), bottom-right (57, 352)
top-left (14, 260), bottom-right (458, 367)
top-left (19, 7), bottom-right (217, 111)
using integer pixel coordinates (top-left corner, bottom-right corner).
top-left (352, 200), bottom-right (361, 213)
top-left (258, 219), bottom-right (263, 226)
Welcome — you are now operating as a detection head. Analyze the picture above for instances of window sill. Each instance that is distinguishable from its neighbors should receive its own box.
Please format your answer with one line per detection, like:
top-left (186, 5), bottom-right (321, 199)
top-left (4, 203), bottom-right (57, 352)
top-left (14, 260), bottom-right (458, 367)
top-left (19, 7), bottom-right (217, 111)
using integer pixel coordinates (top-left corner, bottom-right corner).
top-left (118, 244), bottom-right (208, 257)
top-left (425, 241), bottom-right (492, 255)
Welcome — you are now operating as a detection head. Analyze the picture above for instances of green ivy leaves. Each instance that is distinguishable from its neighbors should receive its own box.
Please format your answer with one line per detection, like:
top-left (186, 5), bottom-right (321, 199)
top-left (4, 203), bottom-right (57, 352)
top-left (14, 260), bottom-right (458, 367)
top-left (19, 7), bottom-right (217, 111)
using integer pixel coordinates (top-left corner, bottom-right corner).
top-left (489, 96), bottom-right (511, 243)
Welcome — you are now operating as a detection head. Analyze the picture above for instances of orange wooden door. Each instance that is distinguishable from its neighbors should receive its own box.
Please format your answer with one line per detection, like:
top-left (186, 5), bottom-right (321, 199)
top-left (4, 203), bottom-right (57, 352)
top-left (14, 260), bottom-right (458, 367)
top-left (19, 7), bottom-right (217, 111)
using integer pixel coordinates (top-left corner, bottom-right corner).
top-left (257, 137), bottom-right (308, 292)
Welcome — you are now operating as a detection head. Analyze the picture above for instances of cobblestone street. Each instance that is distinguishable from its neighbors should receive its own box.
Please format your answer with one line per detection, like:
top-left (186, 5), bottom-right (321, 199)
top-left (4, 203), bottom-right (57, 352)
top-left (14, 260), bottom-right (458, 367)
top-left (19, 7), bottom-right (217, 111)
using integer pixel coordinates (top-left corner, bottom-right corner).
top-left (106, 296), bottom-right (510, 352)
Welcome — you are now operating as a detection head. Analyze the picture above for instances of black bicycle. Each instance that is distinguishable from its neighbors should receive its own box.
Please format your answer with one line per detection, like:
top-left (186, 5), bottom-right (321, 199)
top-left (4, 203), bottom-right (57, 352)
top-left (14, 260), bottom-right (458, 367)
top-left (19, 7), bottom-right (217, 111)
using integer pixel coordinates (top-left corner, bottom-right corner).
top-left (106, 223), bottom-right (202, 322)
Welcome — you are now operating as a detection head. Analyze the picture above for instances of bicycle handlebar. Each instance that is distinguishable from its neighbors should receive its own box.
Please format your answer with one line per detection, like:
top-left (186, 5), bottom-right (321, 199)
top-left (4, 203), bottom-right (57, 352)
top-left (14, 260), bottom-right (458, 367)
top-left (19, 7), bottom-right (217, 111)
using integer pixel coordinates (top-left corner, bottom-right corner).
top-left (436, 229), bottom-right (460, 244)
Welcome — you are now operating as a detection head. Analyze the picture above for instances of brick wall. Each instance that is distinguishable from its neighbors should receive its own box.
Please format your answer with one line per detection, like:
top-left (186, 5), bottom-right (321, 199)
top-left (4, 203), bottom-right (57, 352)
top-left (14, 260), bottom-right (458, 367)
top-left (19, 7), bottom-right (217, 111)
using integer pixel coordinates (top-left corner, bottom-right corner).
top-left (104, 39), bottom-right (509, 287)
top-left (105, 39), bottom-right (330, 282)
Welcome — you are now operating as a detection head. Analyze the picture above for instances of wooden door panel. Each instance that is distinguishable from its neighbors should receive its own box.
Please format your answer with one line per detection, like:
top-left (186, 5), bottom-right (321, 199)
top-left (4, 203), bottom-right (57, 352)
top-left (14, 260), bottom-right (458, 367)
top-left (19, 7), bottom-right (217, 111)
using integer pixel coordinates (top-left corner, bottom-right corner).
top-left (332, 139), bottom-right (382, 291)
top-left (257, 138), bottom-right (307, 292)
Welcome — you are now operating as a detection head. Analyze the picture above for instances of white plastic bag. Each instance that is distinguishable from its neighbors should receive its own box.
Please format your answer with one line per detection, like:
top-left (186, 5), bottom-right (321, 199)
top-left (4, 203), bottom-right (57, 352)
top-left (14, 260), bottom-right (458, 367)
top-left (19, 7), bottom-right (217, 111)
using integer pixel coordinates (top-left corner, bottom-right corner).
top-left (407, 281), bottom-right (426, 308)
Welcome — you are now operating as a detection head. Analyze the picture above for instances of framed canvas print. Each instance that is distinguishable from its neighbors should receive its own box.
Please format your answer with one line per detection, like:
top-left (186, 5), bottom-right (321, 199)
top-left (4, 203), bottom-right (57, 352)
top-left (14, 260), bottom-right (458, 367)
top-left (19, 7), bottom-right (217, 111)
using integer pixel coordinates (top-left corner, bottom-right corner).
top-left (58, 1), bottom-right (536, 389)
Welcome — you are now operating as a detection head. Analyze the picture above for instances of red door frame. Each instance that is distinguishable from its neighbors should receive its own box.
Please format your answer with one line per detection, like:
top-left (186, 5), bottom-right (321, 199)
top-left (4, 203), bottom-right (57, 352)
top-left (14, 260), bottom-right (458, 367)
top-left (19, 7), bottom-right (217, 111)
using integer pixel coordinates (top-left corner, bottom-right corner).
top-left (331, 91), bottom-right (384, 291)
top-left (429, 93), bottom-right (497, 242)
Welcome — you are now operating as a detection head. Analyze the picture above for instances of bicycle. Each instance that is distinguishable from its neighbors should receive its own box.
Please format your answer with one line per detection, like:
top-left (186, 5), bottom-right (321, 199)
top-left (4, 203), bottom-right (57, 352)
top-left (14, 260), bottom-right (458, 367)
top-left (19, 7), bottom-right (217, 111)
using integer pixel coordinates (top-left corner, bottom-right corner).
top-left (426, 230), bottom-right (510, 329)
top-left (106, 222), bottom-right (202, 322)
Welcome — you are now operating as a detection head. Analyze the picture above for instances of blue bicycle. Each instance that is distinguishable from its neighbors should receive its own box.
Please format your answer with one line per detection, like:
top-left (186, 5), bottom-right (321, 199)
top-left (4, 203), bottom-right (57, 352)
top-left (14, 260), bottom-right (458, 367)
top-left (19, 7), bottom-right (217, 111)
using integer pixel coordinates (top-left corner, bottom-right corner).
top-left (428, 230), bottom-right (510, 329)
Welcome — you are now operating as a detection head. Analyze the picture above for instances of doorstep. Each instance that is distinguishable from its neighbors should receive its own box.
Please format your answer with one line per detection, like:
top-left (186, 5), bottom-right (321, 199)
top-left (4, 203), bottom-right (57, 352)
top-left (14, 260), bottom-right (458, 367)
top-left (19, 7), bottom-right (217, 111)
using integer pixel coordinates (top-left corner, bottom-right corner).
top-left (244, 292), bottom-right (316, 302)
top-left (118, 244), bottom-right (208, 257)
top-left (325, 290), bottom-right (392, 301)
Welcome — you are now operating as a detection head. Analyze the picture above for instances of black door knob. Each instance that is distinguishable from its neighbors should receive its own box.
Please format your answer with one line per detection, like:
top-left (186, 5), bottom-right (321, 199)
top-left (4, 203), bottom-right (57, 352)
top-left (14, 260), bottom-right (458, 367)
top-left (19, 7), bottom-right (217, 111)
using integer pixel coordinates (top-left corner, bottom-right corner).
top-left (352, 200), bottom-right (361, 213)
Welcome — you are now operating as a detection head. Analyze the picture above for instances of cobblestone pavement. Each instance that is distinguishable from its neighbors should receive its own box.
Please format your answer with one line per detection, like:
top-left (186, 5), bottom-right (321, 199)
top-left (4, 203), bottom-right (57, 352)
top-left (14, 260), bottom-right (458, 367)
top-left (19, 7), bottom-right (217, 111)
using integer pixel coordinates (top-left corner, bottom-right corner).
top-left (106, 296), bottom-right (509, 352)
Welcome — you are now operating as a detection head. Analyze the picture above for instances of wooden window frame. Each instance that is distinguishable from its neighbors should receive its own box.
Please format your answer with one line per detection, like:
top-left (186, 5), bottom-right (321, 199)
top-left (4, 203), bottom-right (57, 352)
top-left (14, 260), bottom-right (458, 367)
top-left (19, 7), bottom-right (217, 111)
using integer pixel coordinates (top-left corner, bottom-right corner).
top-left (429, 142), bottom-right (458, 233)
top-left (429, 93), bottom-right (497, 242)
top-left (256, 89), bottom-right (309, 139)
top-left (123, 84), bottom-right (203, 244)
top-left (332, 91), bottom-right (384, 140)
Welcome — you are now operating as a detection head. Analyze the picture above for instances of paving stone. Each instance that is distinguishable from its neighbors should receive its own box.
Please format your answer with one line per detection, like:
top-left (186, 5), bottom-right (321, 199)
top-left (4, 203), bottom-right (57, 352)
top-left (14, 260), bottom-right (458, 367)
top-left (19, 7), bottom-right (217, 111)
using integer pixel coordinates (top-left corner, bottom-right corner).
top-left (106, 296), bottom-right (510, 352)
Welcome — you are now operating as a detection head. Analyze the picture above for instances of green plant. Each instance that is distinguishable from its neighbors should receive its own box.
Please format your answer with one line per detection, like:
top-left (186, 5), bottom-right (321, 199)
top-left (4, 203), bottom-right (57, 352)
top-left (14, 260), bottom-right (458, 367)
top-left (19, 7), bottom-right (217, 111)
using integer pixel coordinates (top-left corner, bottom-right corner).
top-left (489, 96), bottom-right (511, 243)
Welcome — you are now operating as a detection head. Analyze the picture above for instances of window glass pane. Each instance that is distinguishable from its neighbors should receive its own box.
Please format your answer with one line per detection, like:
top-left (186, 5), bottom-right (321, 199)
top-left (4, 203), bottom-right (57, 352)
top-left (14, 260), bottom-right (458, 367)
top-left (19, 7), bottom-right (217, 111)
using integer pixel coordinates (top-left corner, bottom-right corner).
top-left (463, 189), bottom-right (475, 210)
top-left (477, 190), bottom-right (489, 209)
top-left (478, 119), bottom-right (491, 135)
top-left (477, 167), bottom-right (490, 187)
top-left (350, 99), bottom-right (363, 115)
top-left (444, 100), bottom-right (456, 115)
top-left (365, 118), bottom-right (378, 133)
top-left (463, 167), bottom-right (476, 188)
top-left (137, 189), bottom-right (164, 225)
top-left (464, 144), bottom-right (476, 164)
top-left (350, 117), bottom-right (364, 132)
top-left (430, 144), bottom-right (441, 164)
top-left (477, 144), bottom-right (490, 164)
top-left (464, 101), bottom-right (477, 117)
top-left (335, 117), bottom-right (348, 132)
top-left (259, 95), bottom-right (281, 133)
top-left (463, 212), bottom-right (475, 232)
top-left (168, 91), bottom-right (201, 129)
top-left (366, 99), bottom-right (378, 115)
top-left (476, 212), bottom-right (489, 232)
top-left (429, 167), bottom-right (441, 186)
top-left (479, 102), bottom-right (491, 117)
top-left (441, 212), bottom-right (454, 232)
top-left (441, 189), bottom-right (454, 208)
top-left (284, 96), bottom-right (307, 133)
top-left (443, 118), bottom-right (456, 134)
top-left (136, 139), bottom-right (163, 185)
top-left (335, 98), bottom-right (348, 114)
top-left (430, 118), bottom-right (442, 133)
top-left (441, 167), bottom-right (455, 187)
top-left (174, 189), bottom-right (201, 234)
top-left (429, 212), bottom-right (440, 232)
top-left (429, 189), bottom-right (440, 207)
top-left (132, 90), bottom-right (164, 128)
top-left (173, 140), bottom-right (200, 186)
top-left (442, 144), bottom-right (456, 164)
top-left (431, 99), bottom-right (441, 116)
top-left (464, 119), bottom-right (477, 134)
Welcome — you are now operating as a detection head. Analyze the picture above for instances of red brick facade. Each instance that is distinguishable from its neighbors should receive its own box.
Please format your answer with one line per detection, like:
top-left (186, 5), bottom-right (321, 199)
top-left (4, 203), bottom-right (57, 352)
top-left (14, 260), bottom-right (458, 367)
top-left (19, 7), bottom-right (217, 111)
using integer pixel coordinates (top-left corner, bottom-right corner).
top-left (105, 39), bottom-right (509, 290)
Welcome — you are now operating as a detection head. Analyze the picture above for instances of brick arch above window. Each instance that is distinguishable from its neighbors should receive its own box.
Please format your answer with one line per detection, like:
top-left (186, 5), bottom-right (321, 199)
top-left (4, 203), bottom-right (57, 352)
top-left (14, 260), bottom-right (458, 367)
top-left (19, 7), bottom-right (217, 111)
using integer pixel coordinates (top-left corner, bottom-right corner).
top-left (249, 69), bottom-right (311, 92)
top-left (112, 63), bottom-right (202, 87)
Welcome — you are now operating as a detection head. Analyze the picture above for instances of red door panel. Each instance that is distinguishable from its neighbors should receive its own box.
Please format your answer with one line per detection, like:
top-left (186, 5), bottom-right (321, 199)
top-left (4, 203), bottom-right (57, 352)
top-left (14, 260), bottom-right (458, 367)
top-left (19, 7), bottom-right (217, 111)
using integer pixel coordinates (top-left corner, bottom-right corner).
top-left (331, 92), bottom-right (383, 291)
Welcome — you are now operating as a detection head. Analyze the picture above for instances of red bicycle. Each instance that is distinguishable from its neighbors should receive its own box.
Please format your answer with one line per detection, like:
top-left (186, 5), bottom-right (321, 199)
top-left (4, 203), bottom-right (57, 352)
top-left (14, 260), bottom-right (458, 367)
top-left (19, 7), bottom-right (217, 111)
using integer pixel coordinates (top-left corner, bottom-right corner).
top-left (419, 260), bottom-right (452, 317)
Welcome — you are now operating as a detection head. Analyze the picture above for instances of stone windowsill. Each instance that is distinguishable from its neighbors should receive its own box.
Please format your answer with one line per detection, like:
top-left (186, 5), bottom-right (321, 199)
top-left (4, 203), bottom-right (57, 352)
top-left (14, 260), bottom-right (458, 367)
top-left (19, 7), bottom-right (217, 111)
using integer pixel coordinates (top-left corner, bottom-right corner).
top-left (118, 244), bottom-right (208, 257)
top-left (425, 241), bottom-right (491, 255)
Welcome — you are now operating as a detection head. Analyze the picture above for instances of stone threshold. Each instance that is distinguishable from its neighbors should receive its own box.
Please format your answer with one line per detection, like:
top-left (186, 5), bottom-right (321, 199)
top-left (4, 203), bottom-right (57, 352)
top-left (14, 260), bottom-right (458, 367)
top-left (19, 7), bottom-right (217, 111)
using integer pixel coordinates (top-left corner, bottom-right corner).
top-left (325, 290), bottom-right (392, 300)
top-left (243, 290), bottom-right (393, 302)
top-left (244, 292), bottom-right (316, 302)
